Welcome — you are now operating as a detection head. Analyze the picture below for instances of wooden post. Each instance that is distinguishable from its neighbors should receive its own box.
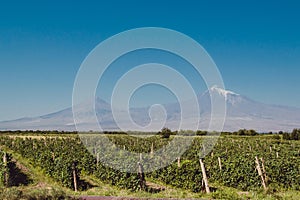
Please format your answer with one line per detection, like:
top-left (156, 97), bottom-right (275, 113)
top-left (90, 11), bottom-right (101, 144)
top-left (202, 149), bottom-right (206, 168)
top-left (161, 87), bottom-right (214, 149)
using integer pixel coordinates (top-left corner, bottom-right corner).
top-left (177, 157), bottom-right (181, 168)
top-left (138, 162), bottom-right (146, 190)
top-left (139, 153), bottom-right (143, 162)
top-left (260, 158), bottom-right (267, 182)
top-left (201, 178), bottom-right (204, 188)
top-left (276, 152), bottom-right (279, 158)
top-left (3, 152), bottom-right (7, 163)
top-left (96, 152), bottom-right (100, 166)
top-left (150, 143), bottom-right (154, 156)
top-left (255, 156), bottom-right (267, 190)
top-left (218, 157), bottom-right (222, 171)
top-left (269, 146), bottom-right (272, 153)
top-left (72, 162), bottom-right (78, 192)
top-left (3, 152), bottom-right (9, 187)
top-left (211, 152), bottom-right (214, 157)
top-left (199, 158), bottom-right (210, 193)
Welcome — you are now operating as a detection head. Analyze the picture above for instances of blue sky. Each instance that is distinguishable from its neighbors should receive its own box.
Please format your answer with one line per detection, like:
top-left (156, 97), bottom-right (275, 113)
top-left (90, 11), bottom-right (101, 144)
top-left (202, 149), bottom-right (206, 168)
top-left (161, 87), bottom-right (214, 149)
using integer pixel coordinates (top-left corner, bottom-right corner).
top-left (0, 0), bottom-right (300, 121)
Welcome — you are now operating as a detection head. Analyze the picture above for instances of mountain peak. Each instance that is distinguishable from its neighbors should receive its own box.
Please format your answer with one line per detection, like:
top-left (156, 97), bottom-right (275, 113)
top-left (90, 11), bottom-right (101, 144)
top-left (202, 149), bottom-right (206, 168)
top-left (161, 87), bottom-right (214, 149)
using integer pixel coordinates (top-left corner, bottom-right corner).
top-left (209, 85), bottom-right (239, 97)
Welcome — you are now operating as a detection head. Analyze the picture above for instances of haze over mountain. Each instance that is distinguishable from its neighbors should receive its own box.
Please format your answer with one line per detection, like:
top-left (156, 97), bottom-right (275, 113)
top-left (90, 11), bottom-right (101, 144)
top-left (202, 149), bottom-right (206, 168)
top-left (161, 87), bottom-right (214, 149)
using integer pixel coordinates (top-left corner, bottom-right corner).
top-left (1, 87), bottom-right (300, 132)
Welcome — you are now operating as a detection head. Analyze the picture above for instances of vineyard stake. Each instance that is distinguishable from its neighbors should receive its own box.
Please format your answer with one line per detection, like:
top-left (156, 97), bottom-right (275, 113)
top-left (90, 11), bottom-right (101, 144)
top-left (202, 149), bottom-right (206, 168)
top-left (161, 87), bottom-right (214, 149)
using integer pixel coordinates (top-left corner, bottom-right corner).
top-left (72, 162), bottom-right (78, 192)
top-left (177, 157), bottom-right (181, 168)
top-left (260, 157), bottom-right (267, 182)
top-left (96, 152), bottom-right (100, 166)
top-left (199, 158), bottom-right (210, 193)
top-left (276, 152), bottom-right (279, 158)
top-left (3, 152), bottom-right (9, 187)
top-left (150, 142), bottom-right (154, 156)
top-left (138, 162), bottom-right (146, 190)
top-left (255, 156), bottom-right (267, 190)
top-left (52, 152), bottom-right (55, 161)
top-left (218, 157), bottom-right (222, 171)
top-left (140, 153), bottom-right (143, 162)
top-left (3, 152), bottom-right (7, 163)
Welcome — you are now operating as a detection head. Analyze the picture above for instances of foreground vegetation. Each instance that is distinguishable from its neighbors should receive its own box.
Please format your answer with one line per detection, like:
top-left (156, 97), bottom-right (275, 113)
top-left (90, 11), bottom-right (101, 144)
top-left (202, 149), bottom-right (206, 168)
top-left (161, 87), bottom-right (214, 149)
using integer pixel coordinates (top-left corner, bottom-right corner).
top-left (0, 130), bottom-right (299, 199)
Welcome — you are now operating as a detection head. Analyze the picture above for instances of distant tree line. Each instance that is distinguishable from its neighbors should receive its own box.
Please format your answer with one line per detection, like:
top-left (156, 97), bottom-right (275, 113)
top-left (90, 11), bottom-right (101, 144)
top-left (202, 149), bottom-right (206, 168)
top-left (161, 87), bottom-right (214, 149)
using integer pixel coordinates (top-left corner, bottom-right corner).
top-left (282, 129), bottom-right (300, 140)
top-left (221, 129), bottom-right (258, 136)
top-left (1, 128), bottom-right (300, 140)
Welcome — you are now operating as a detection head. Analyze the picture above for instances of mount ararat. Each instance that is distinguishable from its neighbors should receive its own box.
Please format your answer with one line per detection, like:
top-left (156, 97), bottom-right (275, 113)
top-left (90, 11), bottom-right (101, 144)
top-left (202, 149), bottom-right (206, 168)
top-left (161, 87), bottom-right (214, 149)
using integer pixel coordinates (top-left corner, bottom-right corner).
top-left (1, 87), bottom-right (300, 132)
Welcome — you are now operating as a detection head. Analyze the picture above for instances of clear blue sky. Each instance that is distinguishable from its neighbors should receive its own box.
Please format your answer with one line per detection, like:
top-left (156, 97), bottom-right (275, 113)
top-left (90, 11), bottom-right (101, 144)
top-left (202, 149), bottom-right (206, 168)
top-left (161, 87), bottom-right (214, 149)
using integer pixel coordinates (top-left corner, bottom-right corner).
top-left (0, 0), bottom-right (300, 121)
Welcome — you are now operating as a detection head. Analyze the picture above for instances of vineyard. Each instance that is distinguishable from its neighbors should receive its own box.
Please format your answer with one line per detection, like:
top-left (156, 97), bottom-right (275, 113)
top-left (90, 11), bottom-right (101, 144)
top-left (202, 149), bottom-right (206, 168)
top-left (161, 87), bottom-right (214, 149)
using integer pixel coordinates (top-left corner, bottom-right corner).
top-left (0, 132), bottom-right (300, 199)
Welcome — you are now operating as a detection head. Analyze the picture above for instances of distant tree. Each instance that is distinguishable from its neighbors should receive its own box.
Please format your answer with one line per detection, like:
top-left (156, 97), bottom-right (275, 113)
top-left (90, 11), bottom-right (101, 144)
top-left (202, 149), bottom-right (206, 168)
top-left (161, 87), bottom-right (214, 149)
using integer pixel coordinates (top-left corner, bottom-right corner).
top-left (247, 129), bottom-right (258, 136)
top-left (237, 129), bottom-right (246, 136)
top-left (291, 129), bottom-right (299, 140)
top-left (282, 132), bottom-right (290, 140)
top-left (282, 129), bottom-right (300, 140)
top-left (196, 130), bottom-right (208, 136)
top-left (236, 129), bottom-right (258, 136)
top-left (160, 127), bottom-right (172, 139)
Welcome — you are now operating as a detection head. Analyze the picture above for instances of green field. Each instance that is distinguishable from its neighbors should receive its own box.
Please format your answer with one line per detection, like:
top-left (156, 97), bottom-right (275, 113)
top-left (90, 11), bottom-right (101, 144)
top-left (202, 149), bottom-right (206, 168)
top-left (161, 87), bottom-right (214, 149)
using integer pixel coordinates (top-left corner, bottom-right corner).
top-left (0, 131), bottom-right (299, 200)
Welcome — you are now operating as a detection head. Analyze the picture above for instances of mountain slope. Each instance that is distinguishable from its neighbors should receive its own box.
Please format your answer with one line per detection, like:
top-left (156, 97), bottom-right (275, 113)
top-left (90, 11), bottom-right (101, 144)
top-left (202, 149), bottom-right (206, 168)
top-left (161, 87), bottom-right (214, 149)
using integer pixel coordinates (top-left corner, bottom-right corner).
top-left (198, 87), bottom-right (300, 132)
top-left (1, 87), bottom-right (300, 132)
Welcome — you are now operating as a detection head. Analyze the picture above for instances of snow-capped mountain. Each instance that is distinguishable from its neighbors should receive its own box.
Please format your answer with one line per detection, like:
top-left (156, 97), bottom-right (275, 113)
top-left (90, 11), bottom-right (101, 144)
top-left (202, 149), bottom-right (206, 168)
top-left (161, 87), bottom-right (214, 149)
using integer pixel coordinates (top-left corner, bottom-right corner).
top-left (1, 87), bottom-right (300, 132)
top-left (198, 87), bottom-right (300, 132)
